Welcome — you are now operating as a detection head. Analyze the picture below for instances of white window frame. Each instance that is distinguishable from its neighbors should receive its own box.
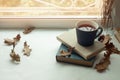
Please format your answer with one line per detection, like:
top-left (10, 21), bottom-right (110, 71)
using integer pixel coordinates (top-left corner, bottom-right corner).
top-left (0, 18), bottom-right (101, 29)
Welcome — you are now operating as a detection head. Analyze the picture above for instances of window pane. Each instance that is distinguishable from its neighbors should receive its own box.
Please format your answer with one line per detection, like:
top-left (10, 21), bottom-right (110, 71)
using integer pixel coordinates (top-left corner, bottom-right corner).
top-left (0, 0), bottom-right (102, 18)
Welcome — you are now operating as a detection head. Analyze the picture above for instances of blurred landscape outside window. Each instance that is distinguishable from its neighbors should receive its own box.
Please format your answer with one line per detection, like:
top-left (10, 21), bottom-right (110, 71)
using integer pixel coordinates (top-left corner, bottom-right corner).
top-left (0, 0), bottom-right (102, 18)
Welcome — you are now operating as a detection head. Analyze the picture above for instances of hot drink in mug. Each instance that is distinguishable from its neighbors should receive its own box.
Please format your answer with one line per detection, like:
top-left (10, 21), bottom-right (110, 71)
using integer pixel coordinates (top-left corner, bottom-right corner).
top-left (76, 20), bottom-right (103, 46)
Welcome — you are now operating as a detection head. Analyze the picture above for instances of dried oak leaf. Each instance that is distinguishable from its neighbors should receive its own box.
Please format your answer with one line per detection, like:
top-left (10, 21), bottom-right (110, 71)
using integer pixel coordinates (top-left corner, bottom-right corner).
top-left (105, 42), bottom-right (120, 54)
top-left (95, 36), bottom-right (120, 72)
top-left (4, 34), bottom-right (21, 45)
top-left (23, 41), bottom-right (32, 56)
top-left (98, 35), bottom-right (105, 42)
top-left (10, 49), bottom-right (20, 62)
top-left (98, 34), bottom-right (111, 44)
top-left (103, 34), bottom-right (111, 44)
top-left (60, 47), bottom-right (74, 57)
top-left (4, 39), bottom-right (14, 45)
top-left (95, 58), bottom-right (110, 72)
top-left (23, 25), bottom-right (35, 34)
top-left (95, 52), bottom-right (111, 72)
top-left (13, 34), bottom-right (21, 42)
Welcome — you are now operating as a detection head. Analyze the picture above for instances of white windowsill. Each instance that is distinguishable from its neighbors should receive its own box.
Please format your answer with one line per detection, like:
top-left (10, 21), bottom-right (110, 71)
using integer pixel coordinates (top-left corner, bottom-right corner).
top-left (0, 17), bottom-right (101, 29)
top-left (0, 28), bottom-right (120, 80)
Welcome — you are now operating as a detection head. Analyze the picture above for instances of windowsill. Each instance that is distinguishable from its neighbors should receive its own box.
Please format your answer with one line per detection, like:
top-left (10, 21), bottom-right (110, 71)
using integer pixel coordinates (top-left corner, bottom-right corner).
top-left (0, 17), bottom-right (101, 29)
top-left (0, 28), bottom-right (120, 80)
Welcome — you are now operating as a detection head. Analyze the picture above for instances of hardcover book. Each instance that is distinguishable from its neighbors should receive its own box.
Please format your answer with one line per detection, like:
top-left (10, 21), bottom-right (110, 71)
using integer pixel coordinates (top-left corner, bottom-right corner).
top-left (57, 29), bottom-right (105, 60)
top-left (56, 44), bottom-right (96, 67)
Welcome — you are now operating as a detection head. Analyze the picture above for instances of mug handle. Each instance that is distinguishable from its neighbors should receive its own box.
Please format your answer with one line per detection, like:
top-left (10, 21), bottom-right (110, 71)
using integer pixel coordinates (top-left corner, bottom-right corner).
top-left (95, 27), bottom-right (103, 39)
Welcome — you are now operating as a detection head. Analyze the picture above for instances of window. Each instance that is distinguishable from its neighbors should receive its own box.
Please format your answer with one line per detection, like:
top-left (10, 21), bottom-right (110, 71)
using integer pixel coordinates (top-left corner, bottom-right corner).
top-left (0, 0), bottom-right (103, 28)
top-left (0, 0), bottom-right (102, 18)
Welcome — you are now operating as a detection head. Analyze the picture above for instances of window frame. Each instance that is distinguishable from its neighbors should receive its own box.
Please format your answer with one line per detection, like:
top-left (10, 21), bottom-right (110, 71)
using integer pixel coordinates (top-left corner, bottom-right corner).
top-left (0, 18), bottom-right (101, 29)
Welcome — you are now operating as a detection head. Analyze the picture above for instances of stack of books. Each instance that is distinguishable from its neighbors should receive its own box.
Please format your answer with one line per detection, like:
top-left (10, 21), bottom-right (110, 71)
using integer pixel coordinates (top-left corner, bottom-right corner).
top-left (56, 29), bottom-right (105, 67)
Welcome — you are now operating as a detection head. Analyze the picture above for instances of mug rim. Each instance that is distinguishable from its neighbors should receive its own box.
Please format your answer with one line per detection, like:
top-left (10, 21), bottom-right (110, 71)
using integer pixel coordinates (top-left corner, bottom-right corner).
top-left (75, 20), bottom-right (99, 32)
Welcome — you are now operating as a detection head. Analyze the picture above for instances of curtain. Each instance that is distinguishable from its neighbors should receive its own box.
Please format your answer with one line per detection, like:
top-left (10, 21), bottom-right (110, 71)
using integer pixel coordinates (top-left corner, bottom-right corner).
top-left (101, 0), bottom-right (115, 28)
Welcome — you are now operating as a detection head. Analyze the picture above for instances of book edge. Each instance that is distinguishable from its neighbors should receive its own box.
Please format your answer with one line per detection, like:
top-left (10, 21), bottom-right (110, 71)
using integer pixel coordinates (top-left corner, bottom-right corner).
top-left (86, 47), bottom-right (105, 59)
top-left (57, 36), bottom-right (74, 48)
top-left (56, 56), bottom-right (94, 67)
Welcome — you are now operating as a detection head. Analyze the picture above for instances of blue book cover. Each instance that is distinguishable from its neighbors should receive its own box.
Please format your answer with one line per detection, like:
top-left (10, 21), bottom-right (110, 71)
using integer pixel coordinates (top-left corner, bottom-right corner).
top-left (56, 44), bottom-right (96, 67)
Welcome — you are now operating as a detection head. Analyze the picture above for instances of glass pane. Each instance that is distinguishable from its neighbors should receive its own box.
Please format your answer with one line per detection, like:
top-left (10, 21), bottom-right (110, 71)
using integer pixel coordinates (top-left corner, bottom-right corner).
top-left (0, 0), bottom-right (101, 18)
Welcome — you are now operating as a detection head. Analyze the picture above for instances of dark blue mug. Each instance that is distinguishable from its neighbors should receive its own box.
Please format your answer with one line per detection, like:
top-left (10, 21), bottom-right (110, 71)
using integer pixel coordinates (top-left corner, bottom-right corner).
top-left (76, 20), bottom-right (103, 46)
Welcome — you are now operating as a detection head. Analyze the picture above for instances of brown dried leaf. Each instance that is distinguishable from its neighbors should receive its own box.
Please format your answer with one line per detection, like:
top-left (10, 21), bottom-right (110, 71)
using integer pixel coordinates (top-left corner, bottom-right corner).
top-left (10, 49), bottom-right (20, 62)
top-left (98, 34), bottom-right (111, 44)
top-left (103, 34), bottom-right (111, 44)
top-left (4, 39), bottom-right (14, 45)
top-left (105, 42), bottom-right (120, 54)
top-left (23, 41), bottom-right (32, 56)
top-left (60, 47), bottom-right (74, 57)
top-left (60, 50), bottom-right (71, 57)
top-left (98, 35), bottom-right (105, 42)
top-left (13, 34), bottom-right (21, 42)
top-left (95, 59), bottom-right (110, 72)
top-left (4, 34), bottom-right (21, 45)
top-left (23, 25), bottom-right (35, 34)
top-left (111, 48), bottom-right (120, 54)
top-left (96, 37), bottom-right (120, 72)
top-left (95, 52), bottom-right (110, 72)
